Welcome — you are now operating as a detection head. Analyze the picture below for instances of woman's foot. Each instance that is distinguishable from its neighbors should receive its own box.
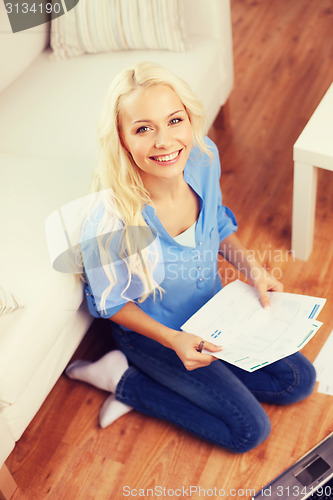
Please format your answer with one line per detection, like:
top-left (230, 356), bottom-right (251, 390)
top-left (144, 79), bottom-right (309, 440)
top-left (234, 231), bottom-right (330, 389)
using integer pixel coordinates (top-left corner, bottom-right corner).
top-left (66, 349), bottom-right (129, 393)
top-left (99, 394), bottom-right (133, 428)
top-left (66, 349), bottom-right (134, 427)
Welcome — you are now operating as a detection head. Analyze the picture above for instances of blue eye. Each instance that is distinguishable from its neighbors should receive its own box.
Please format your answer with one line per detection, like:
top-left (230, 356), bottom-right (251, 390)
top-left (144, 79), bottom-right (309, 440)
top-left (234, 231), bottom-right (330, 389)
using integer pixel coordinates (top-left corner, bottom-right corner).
top-left (136, 126), bottom-right (150, 134)
top-left (170, 118), bottom-right (182, 125)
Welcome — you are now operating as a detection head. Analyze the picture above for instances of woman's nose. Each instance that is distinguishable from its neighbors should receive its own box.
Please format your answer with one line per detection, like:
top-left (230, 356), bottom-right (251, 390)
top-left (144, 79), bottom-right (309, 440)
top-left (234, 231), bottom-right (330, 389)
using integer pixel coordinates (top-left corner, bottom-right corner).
top-left (154, 129), bottom-right (171, 148)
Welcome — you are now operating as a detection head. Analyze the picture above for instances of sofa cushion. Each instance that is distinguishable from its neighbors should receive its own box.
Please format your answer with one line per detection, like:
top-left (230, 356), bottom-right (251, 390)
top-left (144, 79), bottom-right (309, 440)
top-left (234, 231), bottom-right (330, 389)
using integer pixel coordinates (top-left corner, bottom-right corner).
top-left (0, 154), bottom-right (92, 303)
top-left (0, 153), bottom-right (93, 435)
top-left (0, 154), bottom-right (92, 413)
top-left (0, 35), bottom-right (227, 164)
top-left (51, 0), bottom-right (187, 58)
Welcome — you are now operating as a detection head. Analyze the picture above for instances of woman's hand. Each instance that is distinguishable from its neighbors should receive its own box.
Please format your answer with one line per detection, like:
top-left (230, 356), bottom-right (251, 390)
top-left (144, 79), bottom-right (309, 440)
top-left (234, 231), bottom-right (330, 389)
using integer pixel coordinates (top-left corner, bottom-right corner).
top-left (247, 265), bottom-right (284, 309)
top-left (170, 331), bottom-right (222, 371)
top-left (219, 234), bottom-right (284, 309)
top-left (111, 303), bottom-right (222, 371)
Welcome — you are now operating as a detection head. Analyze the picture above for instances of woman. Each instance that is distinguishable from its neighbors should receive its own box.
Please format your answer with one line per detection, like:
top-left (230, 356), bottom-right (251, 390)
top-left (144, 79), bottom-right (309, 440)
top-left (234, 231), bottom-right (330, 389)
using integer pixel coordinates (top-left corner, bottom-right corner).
top-left (67, 62), bottom-right (316, 452)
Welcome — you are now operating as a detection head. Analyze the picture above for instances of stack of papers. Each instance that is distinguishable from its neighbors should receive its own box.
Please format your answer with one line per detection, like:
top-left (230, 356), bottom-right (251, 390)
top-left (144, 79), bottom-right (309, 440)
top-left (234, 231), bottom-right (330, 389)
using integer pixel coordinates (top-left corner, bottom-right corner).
top-left (181, 280), bottom-right (326, 372)
top-left (314, 331), bottom-right (333, 395)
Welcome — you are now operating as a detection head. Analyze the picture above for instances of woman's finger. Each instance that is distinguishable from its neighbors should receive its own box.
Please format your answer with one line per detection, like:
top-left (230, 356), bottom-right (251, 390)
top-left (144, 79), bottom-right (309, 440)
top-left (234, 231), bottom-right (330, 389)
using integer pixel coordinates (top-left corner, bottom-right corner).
top-left (260, 291), bottom-right (271, 309)
top-left (201, 340), bottom-right (223, 353)
top-left (186, 352), bottom-right (218, 370)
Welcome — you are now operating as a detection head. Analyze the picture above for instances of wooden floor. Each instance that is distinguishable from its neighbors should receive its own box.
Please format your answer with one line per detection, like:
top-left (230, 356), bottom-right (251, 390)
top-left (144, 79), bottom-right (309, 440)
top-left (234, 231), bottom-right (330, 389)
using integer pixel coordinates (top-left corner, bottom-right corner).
top-left (7, 0), bottom-right (333, 498)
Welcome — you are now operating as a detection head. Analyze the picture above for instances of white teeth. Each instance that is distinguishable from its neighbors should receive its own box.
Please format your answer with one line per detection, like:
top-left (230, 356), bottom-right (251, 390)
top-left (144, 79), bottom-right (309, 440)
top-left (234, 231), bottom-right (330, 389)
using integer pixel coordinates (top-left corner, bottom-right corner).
top-left (152, 151), bottom-right (180, 162)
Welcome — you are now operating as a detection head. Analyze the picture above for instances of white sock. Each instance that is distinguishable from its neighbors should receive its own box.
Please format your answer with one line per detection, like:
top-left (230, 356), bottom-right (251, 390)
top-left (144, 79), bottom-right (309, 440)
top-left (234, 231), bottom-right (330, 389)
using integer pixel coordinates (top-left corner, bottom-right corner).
top-left (99, 394), bottom-right (133, 428)
top-left (66, 350), bottom-right (129, 393)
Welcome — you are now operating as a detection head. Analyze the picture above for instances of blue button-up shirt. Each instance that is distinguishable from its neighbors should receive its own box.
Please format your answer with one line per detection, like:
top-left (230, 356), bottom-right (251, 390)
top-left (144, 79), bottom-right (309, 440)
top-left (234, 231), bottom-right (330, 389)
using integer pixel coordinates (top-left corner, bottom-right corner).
top-left (83, 136), bottom-right (237, 330)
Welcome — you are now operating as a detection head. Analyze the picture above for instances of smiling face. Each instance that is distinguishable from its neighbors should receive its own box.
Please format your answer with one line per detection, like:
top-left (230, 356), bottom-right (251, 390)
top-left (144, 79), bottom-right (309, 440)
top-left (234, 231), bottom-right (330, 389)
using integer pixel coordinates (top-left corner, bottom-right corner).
top-left (118, 84), bottom-right (193, 187)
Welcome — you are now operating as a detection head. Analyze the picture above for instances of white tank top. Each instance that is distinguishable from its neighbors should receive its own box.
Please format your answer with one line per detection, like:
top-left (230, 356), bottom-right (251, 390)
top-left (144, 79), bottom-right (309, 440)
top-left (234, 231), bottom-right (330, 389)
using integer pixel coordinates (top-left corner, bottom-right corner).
top-left (173, 220), bottom-right (196, 248)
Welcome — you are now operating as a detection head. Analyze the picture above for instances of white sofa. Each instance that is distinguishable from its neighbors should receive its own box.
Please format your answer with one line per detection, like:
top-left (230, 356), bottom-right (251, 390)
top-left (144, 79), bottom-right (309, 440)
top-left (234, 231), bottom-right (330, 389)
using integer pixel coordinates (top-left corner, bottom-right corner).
top-left (0, 0), bottom-right (233, 491)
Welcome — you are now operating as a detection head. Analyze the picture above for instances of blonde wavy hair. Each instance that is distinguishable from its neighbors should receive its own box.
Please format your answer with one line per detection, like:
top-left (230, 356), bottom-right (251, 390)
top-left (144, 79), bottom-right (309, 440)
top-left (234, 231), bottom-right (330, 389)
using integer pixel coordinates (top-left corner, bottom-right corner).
top-left (86, 61), bottom-right (212, 312)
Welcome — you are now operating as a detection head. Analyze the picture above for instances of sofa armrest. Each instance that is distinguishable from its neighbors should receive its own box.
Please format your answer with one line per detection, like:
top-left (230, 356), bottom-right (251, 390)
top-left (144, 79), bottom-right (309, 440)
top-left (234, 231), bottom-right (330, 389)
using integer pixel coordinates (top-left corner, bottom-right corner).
top-left (0, 1), bottom-right (49, 93)
top-left (183, 0), bottom-right (234, 97)
top-left (184, 0), bottom-right (232, 39)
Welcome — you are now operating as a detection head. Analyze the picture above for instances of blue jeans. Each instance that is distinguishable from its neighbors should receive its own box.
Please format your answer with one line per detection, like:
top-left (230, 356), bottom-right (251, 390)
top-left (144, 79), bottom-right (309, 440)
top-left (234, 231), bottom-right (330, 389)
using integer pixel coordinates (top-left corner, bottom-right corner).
top-left (111, 325), bottom-right (316, 453)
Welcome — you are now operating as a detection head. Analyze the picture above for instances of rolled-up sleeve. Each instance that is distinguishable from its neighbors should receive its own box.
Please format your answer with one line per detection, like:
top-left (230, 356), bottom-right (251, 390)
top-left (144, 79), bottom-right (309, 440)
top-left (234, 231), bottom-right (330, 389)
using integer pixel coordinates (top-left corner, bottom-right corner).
top-left (81, 234), bottom-right (131, 319)
top-left (217, 204), bottom-right (238, 241)
top-left (84, 280), bottom-right (127, 319)
top-left (80, 218), bottom-right (162, 319)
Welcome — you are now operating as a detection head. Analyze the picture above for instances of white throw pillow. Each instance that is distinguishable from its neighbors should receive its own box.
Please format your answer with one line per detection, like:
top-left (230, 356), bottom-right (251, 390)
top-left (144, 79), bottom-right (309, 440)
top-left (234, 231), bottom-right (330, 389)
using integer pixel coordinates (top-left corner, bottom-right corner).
top-left (51, 0), bottom-right (188, 59)
top-left (0, 287), bottom-right (24, 316)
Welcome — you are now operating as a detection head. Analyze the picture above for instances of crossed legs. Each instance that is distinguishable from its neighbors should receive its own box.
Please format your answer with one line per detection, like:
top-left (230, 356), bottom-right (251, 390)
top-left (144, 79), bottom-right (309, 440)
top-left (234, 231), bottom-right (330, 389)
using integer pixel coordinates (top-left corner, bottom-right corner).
top-left (65, 326), bottom-right (316, 452)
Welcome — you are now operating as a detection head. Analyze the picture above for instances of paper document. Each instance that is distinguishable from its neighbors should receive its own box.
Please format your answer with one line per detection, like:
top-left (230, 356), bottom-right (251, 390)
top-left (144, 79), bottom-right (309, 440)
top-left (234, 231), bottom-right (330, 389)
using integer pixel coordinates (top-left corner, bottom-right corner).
top-left (181, 280), bottom-right (326, 372)
top-left (314, 330), bottom-right (333, 396)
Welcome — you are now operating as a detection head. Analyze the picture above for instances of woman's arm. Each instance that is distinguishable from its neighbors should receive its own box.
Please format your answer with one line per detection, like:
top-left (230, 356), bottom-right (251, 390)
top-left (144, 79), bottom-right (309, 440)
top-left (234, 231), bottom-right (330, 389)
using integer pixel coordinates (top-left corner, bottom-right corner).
top-left (219, 233), bottom-right (283, 308)
top-left (110, 302), bottom-right (222, 371)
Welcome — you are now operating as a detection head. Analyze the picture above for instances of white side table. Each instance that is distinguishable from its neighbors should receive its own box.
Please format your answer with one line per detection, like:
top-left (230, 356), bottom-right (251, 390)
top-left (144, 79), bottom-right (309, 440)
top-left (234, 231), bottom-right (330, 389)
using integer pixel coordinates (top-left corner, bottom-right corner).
top-left (292, 82), bottom-right (333, 260)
